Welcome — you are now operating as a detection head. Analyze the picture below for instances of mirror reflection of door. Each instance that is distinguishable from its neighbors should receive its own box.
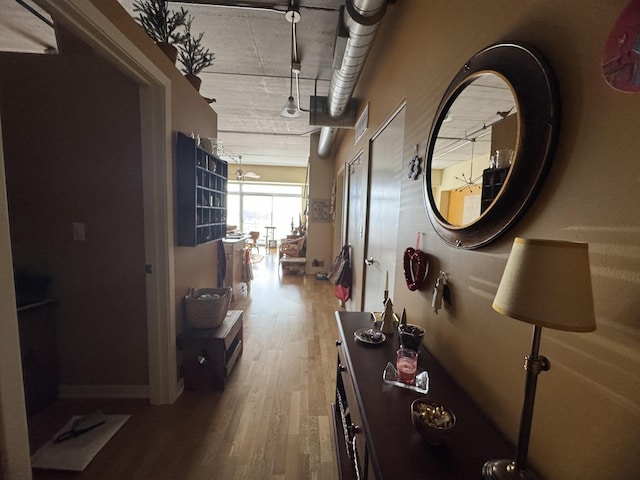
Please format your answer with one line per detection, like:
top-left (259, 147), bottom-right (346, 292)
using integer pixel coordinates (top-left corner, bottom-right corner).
top-left (430, 74), bottom-right (517, 226)
top-left (363, 106), bottom-right (405, 313)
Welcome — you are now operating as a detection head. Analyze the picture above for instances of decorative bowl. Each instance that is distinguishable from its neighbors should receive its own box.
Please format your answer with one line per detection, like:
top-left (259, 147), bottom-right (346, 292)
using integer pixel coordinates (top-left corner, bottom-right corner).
top-left (410, 397), bottom-right (456, 446)
top-left (398, 324), bottom-right (425, 351)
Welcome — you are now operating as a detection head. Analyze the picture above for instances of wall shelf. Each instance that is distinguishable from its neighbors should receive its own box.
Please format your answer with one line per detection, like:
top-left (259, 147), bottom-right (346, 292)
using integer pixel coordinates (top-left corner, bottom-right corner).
top-left (176, 132), bottom-right (228, 246)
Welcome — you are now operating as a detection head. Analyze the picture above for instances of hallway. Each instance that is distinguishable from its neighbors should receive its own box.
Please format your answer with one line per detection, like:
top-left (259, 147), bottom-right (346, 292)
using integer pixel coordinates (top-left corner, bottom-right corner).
top-left (30, 252), bottom-right (340, 479)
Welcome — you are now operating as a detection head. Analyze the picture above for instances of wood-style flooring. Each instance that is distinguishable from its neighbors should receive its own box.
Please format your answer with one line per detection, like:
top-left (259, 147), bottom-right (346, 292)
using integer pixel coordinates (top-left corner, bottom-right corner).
top-left (29, 251), bottom-right (340, 479)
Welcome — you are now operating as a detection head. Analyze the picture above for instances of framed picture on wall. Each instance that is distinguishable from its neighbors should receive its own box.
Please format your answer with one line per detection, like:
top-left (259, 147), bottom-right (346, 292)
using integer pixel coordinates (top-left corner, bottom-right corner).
top-left (310, 198), bottom-right (332, 222)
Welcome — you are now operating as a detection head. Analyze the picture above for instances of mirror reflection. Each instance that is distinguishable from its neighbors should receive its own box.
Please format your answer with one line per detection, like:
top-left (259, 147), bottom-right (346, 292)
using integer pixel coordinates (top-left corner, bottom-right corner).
top-left (429, 73), bottom-right (517, 226)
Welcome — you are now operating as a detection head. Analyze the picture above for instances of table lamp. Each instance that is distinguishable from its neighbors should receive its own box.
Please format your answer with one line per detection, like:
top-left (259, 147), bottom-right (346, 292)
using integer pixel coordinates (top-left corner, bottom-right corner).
top-left (483, 238), bottom-right (596, 480)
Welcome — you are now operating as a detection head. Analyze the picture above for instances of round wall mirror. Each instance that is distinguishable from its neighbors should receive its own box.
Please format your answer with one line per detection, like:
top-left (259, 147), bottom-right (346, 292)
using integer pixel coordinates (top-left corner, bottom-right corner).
top-left (423, 43), bottom-right (560, 249)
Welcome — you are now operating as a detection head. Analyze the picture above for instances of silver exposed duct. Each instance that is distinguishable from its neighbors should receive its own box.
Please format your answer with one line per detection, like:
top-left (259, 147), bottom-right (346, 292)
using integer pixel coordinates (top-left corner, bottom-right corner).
top-left (317, 0), bottom-right (387, 158)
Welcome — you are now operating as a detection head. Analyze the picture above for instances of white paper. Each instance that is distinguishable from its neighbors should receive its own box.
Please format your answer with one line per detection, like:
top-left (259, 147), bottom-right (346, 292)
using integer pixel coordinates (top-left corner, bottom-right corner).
top-left (31, 414), bottom-right (130, 471)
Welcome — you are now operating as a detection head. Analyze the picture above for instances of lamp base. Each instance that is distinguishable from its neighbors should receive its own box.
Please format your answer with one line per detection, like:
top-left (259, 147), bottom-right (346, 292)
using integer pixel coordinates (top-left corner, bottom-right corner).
top-left (482, 459), bottom-right (541, 480)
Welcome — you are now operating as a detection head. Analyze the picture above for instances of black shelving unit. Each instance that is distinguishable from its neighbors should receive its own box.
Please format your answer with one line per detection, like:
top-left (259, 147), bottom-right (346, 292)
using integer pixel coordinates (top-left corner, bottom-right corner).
top-left (481, 166), bottom-right (510, 213)
top-left (176, 132), bottom-right (228, 246)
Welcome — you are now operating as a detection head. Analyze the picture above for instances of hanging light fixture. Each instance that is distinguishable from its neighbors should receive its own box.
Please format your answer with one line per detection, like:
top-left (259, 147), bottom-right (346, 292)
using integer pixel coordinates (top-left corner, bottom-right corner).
top-left (280, 1), bottom-right (301, 118)
top-left (280, 69), bottom-right (300, 117)
top-left (455, 137), bottom-right (483, 192)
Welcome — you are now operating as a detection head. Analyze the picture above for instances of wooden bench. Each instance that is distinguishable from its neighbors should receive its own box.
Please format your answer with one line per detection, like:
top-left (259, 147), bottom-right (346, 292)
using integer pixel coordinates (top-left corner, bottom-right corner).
top-left (177, 310), bottom-right (243, 391)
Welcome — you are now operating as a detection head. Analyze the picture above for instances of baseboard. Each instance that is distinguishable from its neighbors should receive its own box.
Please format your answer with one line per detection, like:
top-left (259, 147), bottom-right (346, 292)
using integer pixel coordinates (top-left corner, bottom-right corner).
top-left (58, 384), bottom-right (149, 399)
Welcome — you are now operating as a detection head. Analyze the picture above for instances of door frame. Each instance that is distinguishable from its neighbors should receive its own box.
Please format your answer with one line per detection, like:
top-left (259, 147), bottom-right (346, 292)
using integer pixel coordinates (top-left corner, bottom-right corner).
top-left (0, 117), bottom-right (32, 480)
top-left (334, 163), bottom-right (347, 257)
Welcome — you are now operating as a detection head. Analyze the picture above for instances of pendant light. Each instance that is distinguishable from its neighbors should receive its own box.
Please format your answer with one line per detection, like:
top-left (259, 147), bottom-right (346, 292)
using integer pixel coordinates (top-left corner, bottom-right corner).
top-left (455, 137), bottom-right (482, 192)
top-left (280, 69), bottom-right (300, 118)
top-left (280, 2), bottom-right (301, 118)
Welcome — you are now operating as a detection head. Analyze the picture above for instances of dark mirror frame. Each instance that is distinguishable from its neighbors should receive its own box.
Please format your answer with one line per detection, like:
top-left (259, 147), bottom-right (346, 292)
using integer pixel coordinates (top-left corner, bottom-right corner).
top-left (423, 42), bottom-right (560, 249)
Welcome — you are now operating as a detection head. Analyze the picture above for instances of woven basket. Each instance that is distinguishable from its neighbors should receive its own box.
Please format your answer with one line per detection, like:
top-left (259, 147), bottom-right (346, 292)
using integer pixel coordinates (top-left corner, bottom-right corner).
top-left (184, 287), bottom-right (232, 329)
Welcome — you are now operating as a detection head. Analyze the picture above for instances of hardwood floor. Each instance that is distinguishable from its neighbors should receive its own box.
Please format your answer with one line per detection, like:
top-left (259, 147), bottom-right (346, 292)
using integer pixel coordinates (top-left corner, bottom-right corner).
top-left (29, 252), bottom-right (341, 479)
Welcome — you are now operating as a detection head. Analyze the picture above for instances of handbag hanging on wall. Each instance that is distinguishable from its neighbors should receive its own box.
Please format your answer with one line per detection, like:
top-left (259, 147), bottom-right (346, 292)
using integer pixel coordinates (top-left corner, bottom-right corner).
top-left (329, 245), bottom-right (352, 303)
top-left (328, 245), bottom-right (351, 286)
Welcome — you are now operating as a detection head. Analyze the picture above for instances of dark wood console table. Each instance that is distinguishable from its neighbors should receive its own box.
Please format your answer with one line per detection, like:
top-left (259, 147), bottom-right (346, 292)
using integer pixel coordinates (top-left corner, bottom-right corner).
top-left (332, 311), bottom-right (513, 479)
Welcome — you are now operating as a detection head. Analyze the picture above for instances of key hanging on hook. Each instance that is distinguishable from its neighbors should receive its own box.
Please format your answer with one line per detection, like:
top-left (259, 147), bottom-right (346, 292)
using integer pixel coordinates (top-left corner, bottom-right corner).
top-left (407, 144), bottom-right (422, 180)
top-left (432, 277), bottom-right (444, 314)
top-left (432, 271), bottom-right (451, 314)
top-left (441, 271), bottom-right (452, 306)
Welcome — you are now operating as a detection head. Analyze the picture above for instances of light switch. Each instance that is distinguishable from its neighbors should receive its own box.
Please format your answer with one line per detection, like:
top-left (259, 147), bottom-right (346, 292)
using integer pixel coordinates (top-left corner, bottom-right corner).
top-left (72, 222), bottom-right (86, 241)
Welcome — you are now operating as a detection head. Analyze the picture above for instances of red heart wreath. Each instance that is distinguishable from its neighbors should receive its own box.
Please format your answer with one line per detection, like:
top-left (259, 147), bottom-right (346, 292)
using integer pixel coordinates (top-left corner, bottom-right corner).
top-left (403, 247), bottom-right (429, 291)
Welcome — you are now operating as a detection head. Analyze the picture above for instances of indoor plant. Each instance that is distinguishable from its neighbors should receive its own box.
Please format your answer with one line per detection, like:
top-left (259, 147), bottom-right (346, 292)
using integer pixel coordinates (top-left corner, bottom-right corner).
top-left (132, 0), bottom-right (188, 63)
top-left (178, 17), bottom-right (215, 91)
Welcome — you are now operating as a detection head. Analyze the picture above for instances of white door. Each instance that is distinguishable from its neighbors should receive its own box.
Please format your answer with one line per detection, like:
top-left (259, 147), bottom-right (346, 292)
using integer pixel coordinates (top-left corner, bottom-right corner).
top-left (345, 152), bottom-right (366, 309)
top-left (363, 106), bottom-right (405, 313)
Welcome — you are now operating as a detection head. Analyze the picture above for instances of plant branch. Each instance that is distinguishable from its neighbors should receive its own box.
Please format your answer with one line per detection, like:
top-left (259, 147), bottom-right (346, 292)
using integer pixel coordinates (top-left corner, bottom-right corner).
top-left (178, 16), bottom-right (215, 76)
top-left (132, 0), bottom-right (188, 44)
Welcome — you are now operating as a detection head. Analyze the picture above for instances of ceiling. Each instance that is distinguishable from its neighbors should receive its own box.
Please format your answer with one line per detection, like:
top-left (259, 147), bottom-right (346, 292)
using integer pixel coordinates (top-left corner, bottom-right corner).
top-left (433, 74), bottom-right (517, 171)
top-left (1, 1), bottom-right (515, 173)
top-left (0, 0), bottom-right (344, 168)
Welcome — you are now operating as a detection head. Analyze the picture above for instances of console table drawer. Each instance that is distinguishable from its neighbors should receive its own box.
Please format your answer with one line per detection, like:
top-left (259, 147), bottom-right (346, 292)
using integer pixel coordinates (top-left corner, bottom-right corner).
top-left (335, 344), bottom-right (369, 478)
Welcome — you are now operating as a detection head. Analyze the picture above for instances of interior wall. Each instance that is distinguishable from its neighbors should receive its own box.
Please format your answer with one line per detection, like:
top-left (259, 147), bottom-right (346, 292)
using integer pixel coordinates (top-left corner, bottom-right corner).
top-left (0, 52), bottom-right (148, 386)
top-left (229, 164), bottom-right (307, 184)
top-left (169, 53), bottom-right (219, 335)
top-left (306, 132), bottom-right (333, 274)
top-left (331, 1), bottom-right (640, 479)
top-left (87, 0), bottom-right (221, 365)
top-left (171, 114), bottom-right (218, 334)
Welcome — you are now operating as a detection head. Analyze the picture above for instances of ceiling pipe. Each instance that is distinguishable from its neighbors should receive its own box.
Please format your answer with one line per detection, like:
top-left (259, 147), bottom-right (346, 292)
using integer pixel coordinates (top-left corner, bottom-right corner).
top-left (317, 0), bottom-right (387, 159)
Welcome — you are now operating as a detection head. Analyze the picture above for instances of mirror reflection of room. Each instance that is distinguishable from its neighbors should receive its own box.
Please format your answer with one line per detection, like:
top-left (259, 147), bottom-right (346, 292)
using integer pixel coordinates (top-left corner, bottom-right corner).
top-left (430, 74), bottom-right (518, 226)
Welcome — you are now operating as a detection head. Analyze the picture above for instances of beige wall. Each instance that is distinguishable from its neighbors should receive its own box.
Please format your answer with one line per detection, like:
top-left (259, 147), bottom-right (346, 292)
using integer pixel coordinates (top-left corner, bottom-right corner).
top-left (95, 0), bottom-right (221, 335)
top-left (231, 164), bottom-right (307, 184)
top-left (332, 1), bottom-right (639, 479)
top-left (172, 97), bottom-right (219, 335)
top-left (87, 0), bottom-right (221, 336)
top-left (171, 47), bottom-right (219, 335)
top-left (306, 132), bottom-right (334, 273)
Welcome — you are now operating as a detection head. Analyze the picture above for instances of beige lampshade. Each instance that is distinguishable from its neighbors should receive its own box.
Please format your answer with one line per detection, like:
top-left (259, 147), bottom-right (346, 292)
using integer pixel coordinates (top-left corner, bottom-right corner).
top-left (493, 238), bottom-right (596, 332)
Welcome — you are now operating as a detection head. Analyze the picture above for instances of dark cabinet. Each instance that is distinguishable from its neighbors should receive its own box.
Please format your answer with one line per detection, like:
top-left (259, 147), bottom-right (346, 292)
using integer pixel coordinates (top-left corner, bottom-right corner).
top-left (176, 132), bottom-right (228, 246)
top-left (481, 166), bottom-right (510, 213)
top-left (332, 311), bottom-right (513, 479)
top-left (17, 300), bottom-right (58, 417)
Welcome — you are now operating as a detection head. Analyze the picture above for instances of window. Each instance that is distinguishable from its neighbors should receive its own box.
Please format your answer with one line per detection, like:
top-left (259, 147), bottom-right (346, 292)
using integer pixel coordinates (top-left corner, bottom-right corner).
top-left (227, 182), bottom-right (305, 241)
